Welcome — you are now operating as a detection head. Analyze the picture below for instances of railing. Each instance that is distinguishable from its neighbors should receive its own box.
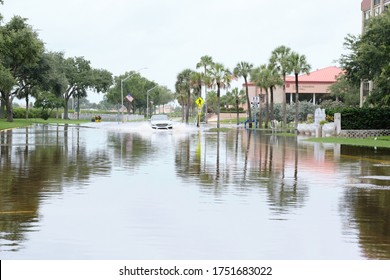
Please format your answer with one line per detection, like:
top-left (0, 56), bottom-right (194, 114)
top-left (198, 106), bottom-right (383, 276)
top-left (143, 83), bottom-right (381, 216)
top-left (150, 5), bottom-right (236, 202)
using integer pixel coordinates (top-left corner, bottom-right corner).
top-left (64, 113), bottom-right (145, 122)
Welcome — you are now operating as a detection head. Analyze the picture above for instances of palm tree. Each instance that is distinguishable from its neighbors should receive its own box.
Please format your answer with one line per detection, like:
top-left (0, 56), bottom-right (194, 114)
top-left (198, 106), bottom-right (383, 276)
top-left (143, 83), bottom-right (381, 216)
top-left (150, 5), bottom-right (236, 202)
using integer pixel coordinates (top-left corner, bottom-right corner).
top-left (234, 62), bottom-right (254, 128)
top-left (267, 65), bottom-right (283, 121)
top-left (251, 64), bottom-right (282, 128)
top-left (190, 71), bottom-right (204, 126)
top-left (289, 52), bottom-right (311, 129)
top-left (196, 55), bottom-right (214, 123)
top-left (251, 65), bottom-right (271, 128)
top-left (207, 63), bottom-right (231, 128)
top-left (269, 46), bottom-right (292, 128)
top-left (175, 69), bottom-right (193, 123)
top-left (226, 87), bottom-right (246, 125)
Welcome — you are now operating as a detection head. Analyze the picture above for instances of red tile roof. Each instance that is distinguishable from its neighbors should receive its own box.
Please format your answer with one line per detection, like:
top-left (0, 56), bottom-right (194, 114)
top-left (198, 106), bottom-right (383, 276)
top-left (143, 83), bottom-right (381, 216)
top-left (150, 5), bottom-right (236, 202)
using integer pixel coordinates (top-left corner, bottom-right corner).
top-left (286, 66), bottom-right (343, 83)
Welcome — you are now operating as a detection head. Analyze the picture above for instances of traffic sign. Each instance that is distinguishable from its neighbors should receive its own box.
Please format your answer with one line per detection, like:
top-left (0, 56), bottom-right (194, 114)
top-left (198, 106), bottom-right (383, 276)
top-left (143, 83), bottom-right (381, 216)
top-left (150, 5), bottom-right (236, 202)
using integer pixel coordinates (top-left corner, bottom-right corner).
top-left (195, 97), bottom-right (204, 108)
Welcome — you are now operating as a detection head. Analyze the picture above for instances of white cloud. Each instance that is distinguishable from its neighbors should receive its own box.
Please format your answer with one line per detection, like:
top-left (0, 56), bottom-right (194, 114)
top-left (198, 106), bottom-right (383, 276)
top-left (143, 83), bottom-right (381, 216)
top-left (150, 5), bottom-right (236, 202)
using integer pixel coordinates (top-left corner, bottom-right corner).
top-left (2, 0), bottom-right (362, 103)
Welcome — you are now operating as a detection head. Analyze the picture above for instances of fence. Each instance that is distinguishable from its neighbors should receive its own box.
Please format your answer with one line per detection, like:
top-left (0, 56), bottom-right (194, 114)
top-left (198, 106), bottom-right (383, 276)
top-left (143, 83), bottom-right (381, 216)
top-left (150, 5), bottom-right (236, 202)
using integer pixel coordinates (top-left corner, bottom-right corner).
top-left (64, 113), bottom-right (145, 122)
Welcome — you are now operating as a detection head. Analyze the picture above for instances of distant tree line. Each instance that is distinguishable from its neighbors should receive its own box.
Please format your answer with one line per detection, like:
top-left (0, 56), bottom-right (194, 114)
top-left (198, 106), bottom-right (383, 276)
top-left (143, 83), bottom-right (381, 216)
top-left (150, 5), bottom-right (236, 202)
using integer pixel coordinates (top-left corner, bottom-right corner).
top-left (0, 2), bottom-right (174, 122)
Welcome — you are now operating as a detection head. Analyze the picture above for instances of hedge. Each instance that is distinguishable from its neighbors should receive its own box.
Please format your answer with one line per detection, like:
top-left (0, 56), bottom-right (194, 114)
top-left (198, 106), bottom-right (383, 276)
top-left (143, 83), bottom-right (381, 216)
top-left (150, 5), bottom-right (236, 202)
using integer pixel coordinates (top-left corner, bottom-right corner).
top-left (326, 107), bottom-right (390, 129)
top-left (11, 108), bottom-right (56, 119)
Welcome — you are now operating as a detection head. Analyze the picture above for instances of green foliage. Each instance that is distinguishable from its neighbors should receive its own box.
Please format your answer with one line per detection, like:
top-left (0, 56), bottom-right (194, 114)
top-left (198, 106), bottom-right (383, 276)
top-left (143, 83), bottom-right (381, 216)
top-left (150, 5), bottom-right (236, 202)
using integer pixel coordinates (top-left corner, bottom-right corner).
top-left (326, 107), bottom-right (390, 129)
top-left (0, 16), bottom-right (45, 121)
top-left (12, 108), bottom-right (52, 119)
top-left (340, 11), bottom-right (390, 106)
top-left (234, 62), bottom-right (254, 120)
top-left (271, 101), bottom-right (318, 123)
top-left (327, 74), bottom-right (360, 105)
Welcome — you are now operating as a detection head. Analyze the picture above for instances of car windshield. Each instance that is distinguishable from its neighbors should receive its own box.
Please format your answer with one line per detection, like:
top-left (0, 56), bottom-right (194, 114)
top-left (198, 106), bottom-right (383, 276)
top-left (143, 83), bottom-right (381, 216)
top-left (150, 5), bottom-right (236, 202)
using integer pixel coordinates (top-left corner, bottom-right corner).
top-left (151, 115), bottom-right (168, 120)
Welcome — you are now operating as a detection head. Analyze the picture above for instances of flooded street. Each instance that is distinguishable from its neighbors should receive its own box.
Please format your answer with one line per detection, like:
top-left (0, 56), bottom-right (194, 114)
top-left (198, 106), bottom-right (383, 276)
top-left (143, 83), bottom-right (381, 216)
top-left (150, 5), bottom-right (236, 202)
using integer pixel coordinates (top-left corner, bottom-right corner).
top-left (1, 122), bottom-right (389, 260)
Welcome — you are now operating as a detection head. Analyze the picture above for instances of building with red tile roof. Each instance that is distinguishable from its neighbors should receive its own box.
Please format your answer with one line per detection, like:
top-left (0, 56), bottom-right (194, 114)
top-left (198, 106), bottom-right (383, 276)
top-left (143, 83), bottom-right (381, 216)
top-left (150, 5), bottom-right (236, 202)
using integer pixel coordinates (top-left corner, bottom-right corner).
top-left (243, 66), bottom-right (343, 106)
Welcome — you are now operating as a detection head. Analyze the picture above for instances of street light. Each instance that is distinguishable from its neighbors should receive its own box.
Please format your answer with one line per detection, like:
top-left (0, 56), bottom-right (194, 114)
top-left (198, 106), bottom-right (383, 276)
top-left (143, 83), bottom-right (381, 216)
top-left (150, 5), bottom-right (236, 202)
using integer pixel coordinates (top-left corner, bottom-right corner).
top-left (120, 67), bottom-right (147, 122)
top-left (146, 85), bottom-right (159, 119)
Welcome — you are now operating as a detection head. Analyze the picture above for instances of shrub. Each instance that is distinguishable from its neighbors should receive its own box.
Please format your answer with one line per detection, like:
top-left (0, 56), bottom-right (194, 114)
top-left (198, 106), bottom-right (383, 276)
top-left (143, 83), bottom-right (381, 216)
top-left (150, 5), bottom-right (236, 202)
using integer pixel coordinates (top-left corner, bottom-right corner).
top-left (326, 107), bottom-right (390, 129)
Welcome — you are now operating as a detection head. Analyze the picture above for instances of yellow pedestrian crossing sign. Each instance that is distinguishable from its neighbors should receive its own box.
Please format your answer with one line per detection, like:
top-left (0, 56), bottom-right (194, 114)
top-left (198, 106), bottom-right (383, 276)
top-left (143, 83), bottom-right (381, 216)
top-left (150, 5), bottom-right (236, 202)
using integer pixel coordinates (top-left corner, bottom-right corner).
top-left (195, 97), bottom-right (204, 108)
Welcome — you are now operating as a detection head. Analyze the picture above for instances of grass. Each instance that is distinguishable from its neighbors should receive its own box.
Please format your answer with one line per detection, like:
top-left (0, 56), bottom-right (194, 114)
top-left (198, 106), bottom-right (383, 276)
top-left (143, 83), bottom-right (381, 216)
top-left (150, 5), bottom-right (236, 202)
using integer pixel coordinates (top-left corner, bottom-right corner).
top-left (306, 136), bottom-right (390, 148)
top-left (208, 127), bottom-right (232, 133)
top-left (0, 118), bottom-right (88, 131)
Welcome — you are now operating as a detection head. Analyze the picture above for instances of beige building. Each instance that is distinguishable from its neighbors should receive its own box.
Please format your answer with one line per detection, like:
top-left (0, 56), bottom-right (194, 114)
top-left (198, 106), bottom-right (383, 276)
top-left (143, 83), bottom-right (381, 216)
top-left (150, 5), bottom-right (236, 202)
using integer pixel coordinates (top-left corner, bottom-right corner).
top-left (361, 0), bottom-right (390, 32)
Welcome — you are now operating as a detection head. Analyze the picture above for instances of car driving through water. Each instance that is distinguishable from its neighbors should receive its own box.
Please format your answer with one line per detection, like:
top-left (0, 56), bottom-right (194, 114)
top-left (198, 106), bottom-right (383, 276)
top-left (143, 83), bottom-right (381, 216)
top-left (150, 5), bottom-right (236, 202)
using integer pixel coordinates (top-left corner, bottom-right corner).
top-left (149, 114), bottom-right (173, 129)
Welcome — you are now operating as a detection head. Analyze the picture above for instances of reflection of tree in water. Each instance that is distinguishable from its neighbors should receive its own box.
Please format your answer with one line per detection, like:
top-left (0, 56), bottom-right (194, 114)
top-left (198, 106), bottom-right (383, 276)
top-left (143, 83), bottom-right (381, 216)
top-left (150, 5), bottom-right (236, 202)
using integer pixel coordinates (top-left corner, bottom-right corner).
top-left (107, 132), bottom-right (158, 170)
top-left (340, 188), bottom-right (390, 259)
top-left (0, 125), bottom-right (111, 252)
top-left (244, 131), bottom-right (309, 217)
top-left (174, 129), bottom-right (308, 213)
top-left (339, 146), bottom-right (390, 259)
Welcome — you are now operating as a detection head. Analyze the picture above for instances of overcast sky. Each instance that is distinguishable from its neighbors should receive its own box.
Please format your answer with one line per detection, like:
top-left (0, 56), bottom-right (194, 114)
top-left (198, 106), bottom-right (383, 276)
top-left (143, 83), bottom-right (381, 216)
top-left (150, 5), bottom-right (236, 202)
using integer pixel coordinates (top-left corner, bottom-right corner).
top-left (2, 0), bottom-right (362, 103)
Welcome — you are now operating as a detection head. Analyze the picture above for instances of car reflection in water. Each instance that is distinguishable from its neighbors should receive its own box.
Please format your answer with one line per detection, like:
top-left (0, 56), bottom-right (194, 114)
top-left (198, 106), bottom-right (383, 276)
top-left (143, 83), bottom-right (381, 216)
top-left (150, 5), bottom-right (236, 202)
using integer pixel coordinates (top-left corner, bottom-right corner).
top-left (149, 114), bottom-right (173, 130)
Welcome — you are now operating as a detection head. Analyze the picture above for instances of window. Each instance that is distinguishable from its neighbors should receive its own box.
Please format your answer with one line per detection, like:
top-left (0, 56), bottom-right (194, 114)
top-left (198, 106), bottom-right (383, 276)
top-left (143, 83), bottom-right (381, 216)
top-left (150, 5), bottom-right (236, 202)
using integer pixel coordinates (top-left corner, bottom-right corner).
top-left (364, 10), bottom-right (371, 20)
top-left (374, 0), bottom-right (380, 5)
top-left (374, 6), bottom-right (381, 16)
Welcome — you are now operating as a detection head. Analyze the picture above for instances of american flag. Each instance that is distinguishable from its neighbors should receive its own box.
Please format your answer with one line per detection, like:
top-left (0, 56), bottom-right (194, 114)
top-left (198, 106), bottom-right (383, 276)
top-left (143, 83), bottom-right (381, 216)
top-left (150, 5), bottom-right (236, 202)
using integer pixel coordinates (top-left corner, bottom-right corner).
top-left (126, 94), bottom-right (134, 102)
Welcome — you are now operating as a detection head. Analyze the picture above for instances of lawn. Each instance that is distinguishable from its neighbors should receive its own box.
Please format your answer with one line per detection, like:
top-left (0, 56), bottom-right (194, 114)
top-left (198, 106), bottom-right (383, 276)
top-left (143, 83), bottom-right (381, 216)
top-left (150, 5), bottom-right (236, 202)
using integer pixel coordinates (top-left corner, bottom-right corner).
top-left (0, 118), bottom-right (88, 131)
top-left (306, 136), bottom-right (390, 148)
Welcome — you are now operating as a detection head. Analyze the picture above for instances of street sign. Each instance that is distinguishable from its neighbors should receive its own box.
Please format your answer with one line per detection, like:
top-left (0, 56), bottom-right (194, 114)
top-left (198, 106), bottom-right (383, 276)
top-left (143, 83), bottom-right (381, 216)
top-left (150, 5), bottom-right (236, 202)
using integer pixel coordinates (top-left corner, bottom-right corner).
top-left (251, 96), bottom-right (260, 108)
top-left (195, 97), bottom-right (204, 108)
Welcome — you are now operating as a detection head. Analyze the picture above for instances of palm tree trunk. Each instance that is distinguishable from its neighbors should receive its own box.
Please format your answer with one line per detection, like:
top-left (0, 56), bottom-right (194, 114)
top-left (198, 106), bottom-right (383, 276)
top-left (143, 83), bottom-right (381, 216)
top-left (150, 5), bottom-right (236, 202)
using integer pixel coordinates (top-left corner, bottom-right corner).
top-left (265, 88), bottom-right (269, 128)
top-left (294, 73), bottom-right (299, 129)
top-left (217, 85), bottom-right (221, 128)
top-left (236, 99), bottom-right (239, 125)
top-left (282, 74), bottom-right (287, 128)
top-left (269, 86), bottom-right (274, 121)
top-left (244, 77), bottom-right (252, 128)
top-left (185, 91), bottom-right (190, 123)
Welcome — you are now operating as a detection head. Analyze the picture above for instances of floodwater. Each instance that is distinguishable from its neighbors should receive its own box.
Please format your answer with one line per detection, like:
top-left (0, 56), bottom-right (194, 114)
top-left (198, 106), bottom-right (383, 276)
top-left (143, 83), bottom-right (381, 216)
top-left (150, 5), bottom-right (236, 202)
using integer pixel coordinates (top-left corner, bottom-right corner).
top-left (0, 122), bottom-right (389, 260)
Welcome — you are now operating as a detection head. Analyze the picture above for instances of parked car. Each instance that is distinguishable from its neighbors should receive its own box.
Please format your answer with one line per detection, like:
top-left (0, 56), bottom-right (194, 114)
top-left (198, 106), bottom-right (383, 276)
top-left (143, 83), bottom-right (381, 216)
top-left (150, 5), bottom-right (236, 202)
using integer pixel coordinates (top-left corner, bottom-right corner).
top-left (149, 114), bottom-right (173, 129)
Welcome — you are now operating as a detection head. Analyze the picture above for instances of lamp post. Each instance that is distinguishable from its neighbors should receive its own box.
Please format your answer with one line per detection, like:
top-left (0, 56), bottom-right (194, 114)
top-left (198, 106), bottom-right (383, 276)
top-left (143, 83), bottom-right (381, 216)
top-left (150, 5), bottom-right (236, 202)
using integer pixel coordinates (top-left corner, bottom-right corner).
top-left (146, 85), bottom-right (159, 119)
top-left (120, 67), bottom-right (147, 122)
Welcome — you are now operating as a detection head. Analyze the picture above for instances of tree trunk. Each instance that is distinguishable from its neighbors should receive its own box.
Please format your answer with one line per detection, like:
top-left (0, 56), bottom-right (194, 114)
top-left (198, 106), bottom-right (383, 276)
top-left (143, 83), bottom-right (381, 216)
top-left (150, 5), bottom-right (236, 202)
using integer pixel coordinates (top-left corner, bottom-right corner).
top-left (6, 97), bottom-right (13, 122)
top-left (295, 73), bottom-right (299, 129)
top-left (265, 88), bottom-right (269, 128)
top-left (63, 96), bottom-right (70, 119)
top-left (269, 86), bottom-right (274, 121)
top-left (236, 99), bottom-right (239, 125)
top-left (217, 85), bottom-right (220, 129)
top-left (0, 99), bottom-right (4, 119)
top-left (244, 77), bottom-right (252, 128)
top-left (25, 96), bottom-right (29, 119)
top-left (185, 92), bottom-right (190, 124)
top-left (282, 74), bottom-right (287, 128)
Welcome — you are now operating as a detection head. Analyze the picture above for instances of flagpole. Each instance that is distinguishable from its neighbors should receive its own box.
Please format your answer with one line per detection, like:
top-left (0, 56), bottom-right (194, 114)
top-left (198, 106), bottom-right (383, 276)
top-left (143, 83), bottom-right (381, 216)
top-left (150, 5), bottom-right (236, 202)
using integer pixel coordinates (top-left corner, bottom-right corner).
top-left (146, 85), bottom-right (159, 119)
top-left (120, 68), bottom-right (147, 122)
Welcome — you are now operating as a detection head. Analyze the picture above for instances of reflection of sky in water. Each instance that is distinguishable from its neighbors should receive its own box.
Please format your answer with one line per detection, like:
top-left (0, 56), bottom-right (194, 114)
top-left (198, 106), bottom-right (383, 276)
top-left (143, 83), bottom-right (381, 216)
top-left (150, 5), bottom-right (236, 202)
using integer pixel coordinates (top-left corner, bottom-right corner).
top-left (1, 123), bottom-right (389, 259)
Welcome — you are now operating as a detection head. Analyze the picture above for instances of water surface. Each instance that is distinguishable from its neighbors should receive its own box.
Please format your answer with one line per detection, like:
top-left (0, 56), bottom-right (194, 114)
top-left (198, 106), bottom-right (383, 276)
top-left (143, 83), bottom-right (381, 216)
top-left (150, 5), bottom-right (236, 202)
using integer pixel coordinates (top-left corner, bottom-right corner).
top-left (1, 123), bottom-right (389, 259)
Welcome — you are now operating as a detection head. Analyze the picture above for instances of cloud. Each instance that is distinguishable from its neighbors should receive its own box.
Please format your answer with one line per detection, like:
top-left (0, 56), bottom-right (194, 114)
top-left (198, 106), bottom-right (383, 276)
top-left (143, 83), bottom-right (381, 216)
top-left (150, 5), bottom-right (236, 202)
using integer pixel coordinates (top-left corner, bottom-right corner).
top-left (2, 0), bottom-right (362, 102)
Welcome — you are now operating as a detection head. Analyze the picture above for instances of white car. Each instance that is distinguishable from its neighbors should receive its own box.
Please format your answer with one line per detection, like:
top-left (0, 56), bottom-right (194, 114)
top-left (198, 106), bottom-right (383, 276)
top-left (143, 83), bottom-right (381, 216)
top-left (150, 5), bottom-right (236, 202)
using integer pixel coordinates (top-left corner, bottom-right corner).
top-left (149, 114), bottom-right (173, 129)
